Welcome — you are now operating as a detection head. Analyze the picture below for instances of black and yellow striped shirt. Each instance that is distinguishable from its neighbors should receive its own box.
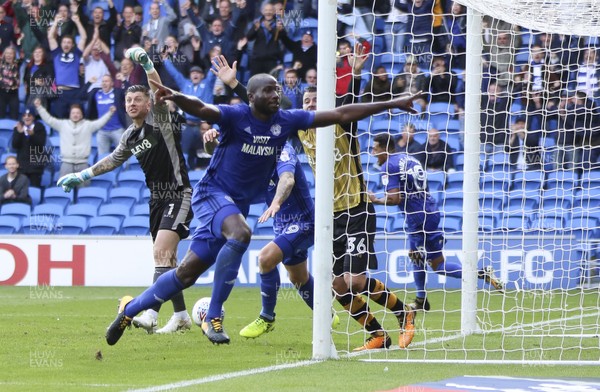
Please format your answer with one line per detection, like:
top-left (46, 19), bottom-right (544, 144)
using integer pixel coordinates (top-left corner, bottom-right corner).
top-left (298, 124), bottom-right (366, 213)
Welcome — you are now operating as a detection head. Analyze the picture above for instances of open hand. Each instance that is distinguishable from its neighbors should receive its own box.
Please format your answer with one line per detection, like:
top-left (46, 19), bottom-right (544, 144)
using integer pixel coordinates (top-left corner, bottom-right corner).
top-left (149, 79), bottom-right (178, 103)
top-left (211, 55), bottom-right (238, 88)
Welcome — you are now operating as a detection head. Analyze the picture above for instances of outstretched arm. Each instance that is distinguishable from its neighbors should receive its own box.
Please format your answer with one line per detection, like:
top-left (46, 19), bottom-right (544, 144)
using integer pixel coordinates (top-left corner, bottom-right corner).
top-left (312, 93), bottom-right (422, 128)
top-left (150, 79), bottom-right (221, 123)
top-left (258, 171), bottom-right (295, 223)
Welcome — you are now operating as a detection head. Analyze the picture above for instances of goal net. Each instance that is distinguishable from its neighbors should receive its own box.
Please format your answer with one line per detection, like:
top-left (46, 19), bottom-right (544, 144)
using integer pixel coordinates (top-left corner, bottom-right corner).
top-left (318, 0), bottom-right (600, 364)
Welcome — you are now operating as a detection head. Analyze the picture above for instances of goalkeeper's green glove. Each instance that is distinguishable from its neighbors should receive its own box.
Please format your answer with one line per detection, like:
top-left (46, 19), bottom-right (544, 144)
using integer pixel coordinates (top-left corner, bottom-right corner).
top-left (126, 47), bottom-right (155, 72)
top-left (56, 168), bottom-right (94, 192)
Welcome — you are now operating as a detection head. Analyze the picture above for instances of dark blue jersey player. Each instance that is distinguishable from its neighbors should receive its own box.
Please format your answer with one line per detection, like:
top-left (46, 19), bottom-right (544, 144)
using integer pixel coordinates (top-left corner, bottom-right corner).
top-left (369, 134), bottom-right (504, 312)
top-left (105, 57), bottom-right (423, 346)
top-left (238, 142), bottom-right (331, 338)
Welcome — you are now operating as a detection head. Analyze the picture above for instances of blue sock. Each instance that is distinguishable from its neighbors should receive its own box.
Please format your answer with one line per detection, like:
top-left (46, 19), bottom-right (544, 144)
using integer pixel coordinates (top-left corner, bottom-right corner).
top-left (125, 270), bottom-right (184, 318)
top-left (413, 265), bottom-right (427, 299)
top-left (206, 239), bottom-right (249, 320)
top-left (434, 260), bottom-right (462, 279)
top-left (297, 274), bottom-right (314, 309)
top-left (259, 268), bottom-right (280, 321)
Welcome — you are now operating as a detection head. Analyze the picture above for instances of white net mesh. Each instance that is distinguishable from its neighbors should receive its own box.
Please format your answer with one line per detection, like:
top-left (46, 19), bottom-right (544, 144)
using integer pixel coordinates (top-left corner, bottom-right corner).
top-left (327, 1), bottom-right (600, 363)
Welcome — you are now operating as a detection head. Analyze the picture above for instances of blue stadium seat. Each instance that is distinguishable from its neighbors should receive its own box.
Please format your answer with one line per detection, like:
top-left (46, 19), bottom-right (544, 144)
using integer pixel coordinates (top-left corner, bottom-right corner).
top-left (446, 171), bottom-right (464, 186)
top-left (42, 187), bottom-right (74, 208)
top-left (117, 170), bottom-right (145, 190)
top-left (441, 198), bottom-right (463, 216)
top-left (98, 204), bottom-right (130, 223)
top-left (77, 186), bottom-right (108, 207)
top-left (506, 191), bottom-right (540, 210)
top-left (429, 113), bottom-right (451, 130)
top-left (529, 217), bottom-right (564, 232)
top-left (140, 188), bottom-right (151, 204)
top-left (446, 119), bottom-right (461, 132)
top-left (254, 219), bottom-right (274, 235)
top-left (580, 170), bottom-right (600, 189)
top-left (302, 167), bottom-right (315, 187)
top-left (88, 216), bottom-right (122, 235)
top-left (479, 196), bottom-right (503, 214)
top-left (32, 203), bottom-right (64, 218)
top-left (441, 216), bottom-right (462, 233)
top-left (188, 170), bottom-right (206, 183)
top-left (487, 152), bottom-right (511, 172)
top-left (248, 204), bottom-right (266, 218)
top-left (1, 202), bottom-right (31, 218)
top-left (500, 215), bottom-right (529, 233)
top-left (55, 216), bottom-right (88, 235)
top-left (0, 216), bottom-right (21, 234)
top-left (444, 134), bottom-right (462, 152)
top-left (66, 204), bottom-right (98, 219)
top-left (429, 102), bottom-right (455, 115)
top-left (376, 215), bottom-right (394, 232)
top-left (90, 171), bottom-right (116, 190)
top-left (370, 119), bottom-right (393, 135)
top-left (546, 170), bottom-right (578, 190)
top-left (29, 187), bottom-right (41, 206)
top-left (121, 216), bottom-right (150, 235)
top-left (132, 204), bottom-right (150, 217)
top-left (389, 214), bottom-right (405, 232)
top-left (0, 119), bottom-right (17, 132)
top-left (109, 187), bottom-right (140, 207)
top-left (478, 215), bottom-right (496, 232)
top-left (512, 170), bottom-right (545, 191)
top-left (570, 208), bottom-right (600, 238)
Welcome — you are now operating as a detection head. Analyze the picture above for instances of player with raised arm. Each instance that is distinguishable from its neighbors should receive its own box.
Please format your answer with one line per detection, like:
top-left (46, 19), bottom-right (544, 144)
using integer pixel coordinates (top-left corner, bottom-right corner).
top-left (105, 54), bottom-right (422, 346)
top-left (369, 134), bottom-right (504, 311)
top-left (238, 141), bottom-right (341, 338)
top-left (58, 47), bottom-right (194, 334)
top-left (211, 51), bottom-right (416, 350)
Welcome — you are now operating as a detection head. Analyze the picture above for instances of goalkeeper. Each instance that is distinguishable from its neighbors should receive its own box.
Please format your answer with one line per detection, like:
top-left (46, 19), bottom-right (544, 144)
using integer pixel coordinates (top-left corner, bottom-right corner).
top-left (369, 134), bottom-right (504, 311)
top-left (57, 47), bottom-right (195, 334)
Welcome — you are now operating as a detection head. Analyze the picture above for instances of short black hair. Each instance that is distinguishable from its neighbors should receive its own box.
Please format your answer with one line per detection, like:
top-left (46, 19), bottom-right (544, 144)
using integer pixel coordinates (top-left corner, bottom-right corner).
top-left (126, 85), bottom-right (151, 97)
top-left (303, 86), bottom-right (316, 95)
top-left (373, 134), bottom-right (395, 152)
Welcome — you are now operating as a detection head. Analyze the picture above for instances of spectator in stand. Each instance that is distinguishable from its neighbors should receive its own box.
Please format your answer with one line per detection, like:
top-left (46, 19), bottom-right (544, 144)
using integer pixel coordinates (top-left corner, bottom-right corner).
top-left (576, 48), bottom-right (600, 100)
top-left (392, 55), bottom-right (428, 110)
top-left (278, 28), bottom-right (318, 81)
top-left (424, 128), bottom-right (454, 172)
top-left (34, 98), bottom-right (114, 180)
top-left (431, 0), bottom-right (448, 55)
top-left (428, 56), bottom-right (457, 105)
top-left (0, 156), bottom-right (31, 206)
top-left (396, 0), bottom-right (435, 61)
top-left (280, 68), bottom-right (303, 109)
top-left (87, 75), bottom-right (127, 156)
top-left (11, 108), bottom-right (47, 187)
top-left (0, 46), bottom-right (21, 119)
top-left (304, 68), bottom-right (317, 88)
top-left (113, 5), bottom-right (142, 62)
top-left (163, 57), bottom-right (216, 170)
top-left (506, 117), bottom-right (527, 171)
top-left (482, 31), bottom-right (515, 91)
top-left (177, 4), bottom-right (200, 64)
top-left (362, 66), bottom-right (392, 103)
top-left (246, 1), bottom-right (283, 76)
top-left (387, 0), bottom-right (408, 55)
top-left (203, 0), bottom-right (249, 41)
top-left (48, 12), bottom-right (87, 118)
top-left (445, 1), bottom-right (466, 69)
top-left (133, 6), bottom-right (144, 25)
top-left (480, 81), bottom-right (512, 154)
top-left (115, 57), bottom-right (147, 90)
top-left (12, 0), bottom-right (53, 58)
top-left (23, 46), bottom-right (56, 108)
top-left (335, 39), bottom-right (353, 98)
top-left (81, 0), bottom-right (117, 47)
top-left (195, 121), bottom-right (214, 170)
top-left (156, 35), bottom-right (191, 90)
top-left (0, 7), bottom-right (15, 54)
top-left (396, 123), bottom-right (425, 165)
top-left (142, 0), bottom-right (177, 50)
top-left (82, 32), bottom-right (110, 92)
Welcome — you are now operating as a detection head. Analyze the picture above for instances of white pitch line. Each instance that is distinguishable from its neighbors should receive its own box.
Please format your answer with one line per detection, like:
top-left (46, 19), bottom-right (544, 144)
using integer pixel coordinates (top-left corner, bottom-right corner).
top-left (127, 360), bottom-right (321, 392)
top-left (351, 310), bottom-right (600, 359)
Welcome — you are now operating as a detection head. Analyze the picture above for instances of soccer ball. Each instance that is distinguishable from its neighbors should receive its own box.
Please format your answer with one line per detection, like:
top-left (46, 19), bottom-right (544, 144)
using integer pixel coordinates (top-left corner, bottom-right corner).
top-left (191, 297), bottom-right (225, 327)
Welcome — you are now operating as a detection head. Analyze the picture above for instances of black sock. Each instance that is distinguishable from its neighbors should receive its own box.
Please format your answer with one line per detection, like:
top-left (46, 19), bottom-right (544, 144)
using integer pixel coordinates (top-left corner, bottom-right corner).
top-left (151, 267), bottom-right (171, 313)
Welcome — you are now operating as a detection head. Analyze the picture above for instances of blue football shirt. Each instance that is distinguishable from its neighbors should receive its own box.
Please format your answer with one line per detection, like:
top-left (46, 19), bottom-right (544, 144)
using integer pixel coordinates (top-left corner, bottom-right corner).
top-left (266, 142), bottom-right (314, 229)
top-left (197, 104), bottom-right (315, 205)
top-left (382, 153), bottom-right (439, 232)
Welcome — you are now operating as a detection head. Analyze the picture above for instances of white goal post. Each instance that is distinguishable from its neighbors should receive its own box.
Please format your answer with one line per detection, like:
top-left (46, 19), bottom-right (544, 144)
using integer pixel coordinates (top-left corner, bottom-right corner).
top-left (312, 0), bottom-right (600, 363)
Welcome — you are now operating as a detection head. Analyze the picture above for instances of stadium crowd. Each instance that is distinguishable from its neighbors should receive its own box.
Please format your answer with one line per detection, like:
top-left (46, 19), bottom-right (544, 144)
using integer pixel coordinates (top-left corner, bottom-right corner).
top-left (1, 0), bottom-right (600, 235)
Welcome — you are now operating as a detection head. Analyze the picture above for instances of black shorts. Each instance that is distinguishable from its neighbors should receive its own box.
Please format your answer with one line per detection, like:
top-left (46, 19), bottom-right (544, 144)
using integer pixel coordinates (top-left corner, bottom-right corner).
top-left (149, 188), bottom-right (193, 241)
top-left (332, 201), bottom-right (378, 276)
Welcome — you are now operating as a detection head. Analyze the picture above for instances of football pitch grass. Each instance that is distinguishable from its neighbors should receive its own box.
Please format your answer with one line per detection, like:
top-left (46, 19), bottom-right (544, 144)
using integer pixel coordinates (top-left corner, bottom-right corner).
top-left (2, 286), bottom-right (599, 391)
